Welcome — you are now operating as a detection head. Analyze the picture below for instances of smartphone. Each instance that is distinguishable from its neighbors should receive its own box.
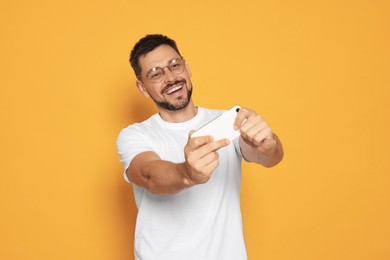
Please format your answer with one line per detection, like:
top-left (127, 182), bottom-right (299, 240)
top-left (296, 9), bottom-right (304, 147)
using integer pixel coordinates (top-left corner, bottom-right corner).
top-left (191, 105), bottom-right (241, 141)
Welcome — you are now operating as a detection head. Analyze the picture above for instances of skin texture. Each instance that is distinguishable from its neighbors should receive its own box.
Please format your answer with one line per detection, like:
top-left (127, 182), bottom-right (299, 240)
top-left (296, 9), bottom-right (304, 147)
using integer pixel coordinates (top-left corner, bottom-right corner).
top-left (127, 44), bottom-right (284, 195)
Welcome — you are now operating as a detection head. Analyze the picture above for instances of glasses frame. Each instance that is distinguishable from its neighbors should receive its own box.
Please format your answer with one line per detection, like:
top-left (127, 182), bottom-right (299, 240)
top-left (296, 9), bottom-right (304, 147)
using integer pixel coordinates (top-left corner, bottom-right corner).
top-left (139, 57), bottom-right (186, 83)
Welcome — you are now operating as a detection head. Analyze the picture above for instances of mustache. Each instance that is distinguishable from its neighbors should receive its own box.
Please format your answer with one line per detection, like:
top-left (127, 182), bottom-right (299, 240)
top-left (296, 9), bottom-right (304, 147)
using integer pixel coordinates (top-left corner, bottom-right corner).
top-left (161, 79), bottom-right (186, 94)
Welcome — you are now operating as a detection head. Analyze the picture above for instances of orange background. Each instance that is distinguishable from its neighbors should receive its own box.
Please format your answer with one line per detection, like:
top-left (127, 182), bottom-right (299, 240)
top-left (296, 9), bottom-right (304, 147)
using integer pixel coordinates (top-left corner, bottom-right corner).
top-left (1, 0), bottom-right (389, 259)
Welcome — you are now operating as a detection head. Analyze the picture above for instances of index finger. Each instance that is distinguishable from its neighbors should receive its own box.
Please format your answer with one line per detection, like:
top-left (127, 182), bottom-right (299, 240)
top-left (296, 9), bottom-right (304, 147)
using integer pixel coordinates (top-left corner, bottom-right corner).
top-left (187, 135), bottom-right (214, 150)
top-left (196, 138), bottom-right (230, 156)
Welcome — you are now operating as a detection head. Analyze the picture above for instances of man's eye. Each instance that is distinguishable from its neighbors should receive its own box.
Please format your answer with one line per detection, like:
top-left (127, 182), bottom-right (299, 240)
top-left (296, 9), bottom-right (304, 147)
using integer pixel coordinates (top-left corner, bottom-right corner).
top-left (171, 63), bottom-right (182, 71)
top-left (151, 72), bottom-right (162, 79)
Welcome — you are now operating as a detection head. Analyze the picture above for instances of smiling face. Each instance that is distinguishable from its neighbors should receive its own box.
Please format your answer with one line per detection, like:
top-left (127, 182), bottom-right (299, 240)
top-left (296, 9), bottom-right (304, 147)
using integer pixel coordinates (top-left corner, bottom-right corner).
top-left (136, 44), bottom-right (193, 113)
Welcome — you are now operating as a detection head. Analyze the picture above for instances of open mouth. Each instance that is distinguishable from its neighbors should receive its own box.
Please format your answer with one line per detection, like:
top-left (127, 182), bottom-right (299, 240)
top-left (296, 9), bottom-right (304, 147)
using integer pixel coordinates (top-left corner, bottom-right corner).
top-left (163, 83), bottom-right (184, 95)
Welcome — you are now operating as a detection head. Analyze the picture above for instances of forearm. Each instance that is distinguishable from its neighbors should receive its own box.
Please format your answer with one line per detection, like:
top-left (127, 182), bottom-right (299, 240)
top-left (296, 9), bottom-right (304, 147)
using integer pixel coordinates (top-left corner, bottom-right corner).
top-left (127, 152), bottom-right (193, 195)
top-left (140, 160), bottom-right (193, 195)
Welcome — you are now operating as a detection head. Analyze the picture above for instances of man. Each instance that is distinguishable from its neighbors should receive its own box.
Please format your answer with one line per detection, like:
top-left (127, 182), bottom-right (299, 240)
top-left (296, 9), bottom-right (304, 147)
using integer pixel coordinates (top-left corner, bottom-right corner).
top-left (116, 34), bottom-right (283, 260)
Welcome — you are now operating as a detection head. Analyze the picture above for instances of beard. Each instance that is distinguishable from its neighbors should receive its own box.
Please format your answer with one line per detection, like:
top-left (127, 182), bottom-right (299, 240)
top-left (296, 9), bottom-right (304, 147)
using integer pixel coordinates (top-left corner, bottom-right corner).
top-left (153, 80), bottom-right (193, 111)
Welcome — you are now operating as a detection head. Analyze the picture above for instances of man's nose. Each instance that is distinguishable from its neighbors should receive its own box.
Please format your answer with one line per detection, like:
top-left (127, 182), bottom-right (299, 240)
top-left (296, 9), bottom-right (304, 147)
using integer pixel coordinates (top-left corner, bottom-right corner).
top-left (163, 67), bottom-right (176, 82)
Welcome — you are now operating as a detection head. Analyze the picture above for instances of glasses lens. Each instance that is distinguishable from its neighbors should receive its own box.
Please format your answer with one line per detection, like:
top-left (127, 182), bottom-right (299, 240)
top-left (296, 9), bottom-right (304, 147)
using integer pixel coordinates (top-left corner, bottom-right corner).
top-left (148, 68), bottom-right (164, 82)
top-left (169, 59), bottom-right (185, 74)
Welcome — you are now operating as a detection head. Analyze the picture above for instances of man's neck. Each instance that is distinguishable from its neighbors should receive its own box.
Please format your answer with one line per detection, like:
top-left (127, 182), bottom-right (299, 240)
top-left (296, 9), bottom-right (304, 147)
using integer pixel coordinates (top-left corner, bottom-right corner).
top-left (158, 102), bottom-right (198, 123)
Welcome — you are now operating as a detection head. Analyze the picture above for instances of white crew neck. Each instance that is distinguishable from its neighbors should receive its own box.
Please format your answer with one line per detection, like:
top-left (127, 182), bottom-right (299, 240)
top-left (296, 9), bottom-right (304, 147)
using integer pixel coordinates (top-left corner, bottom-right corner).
top-left (152, 107), bottom-right (204, 131)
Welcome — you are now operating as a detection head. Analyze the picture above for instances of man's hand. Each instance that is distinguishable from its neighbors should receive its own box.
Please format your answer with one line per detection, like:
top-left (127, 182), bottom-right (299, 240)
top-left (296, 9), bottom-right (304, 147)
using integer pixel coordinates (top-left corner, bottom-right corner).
top-left (234, 107), bottom-right (283, 166)
top-left (183, 132), bottom-right (230, 185)
top-left (234, 107), bottom-right (276, 154)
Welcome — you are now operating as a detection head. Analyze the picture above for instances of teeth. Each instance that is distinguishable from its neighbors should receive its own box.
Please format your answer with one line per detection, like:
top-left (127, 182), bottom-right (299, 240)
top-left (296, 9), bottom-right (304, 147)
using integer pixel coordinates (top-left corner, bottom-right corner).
top-left (166, 85), bottom-right (183, 94)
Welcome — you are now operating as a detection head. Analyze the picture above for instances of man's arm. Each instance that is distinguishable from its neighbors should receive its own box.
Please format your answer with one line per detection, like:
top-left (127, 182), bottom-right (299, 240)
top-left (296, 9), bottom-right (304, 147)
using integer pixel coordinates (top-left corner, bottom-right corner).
top-left (234, 107), bottom-right (284, 167)
top-left (127, 135), bottom-right (229, 195)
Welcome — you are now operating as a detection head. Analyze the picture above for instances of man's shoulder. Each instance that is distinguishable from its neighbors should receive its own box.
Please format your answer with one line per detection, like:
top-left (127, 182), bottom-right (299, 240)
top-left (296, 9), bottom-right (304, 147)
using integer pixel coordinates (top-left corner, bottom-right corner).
top-left (117, 115), bottom-right (157, 140)
top-left (125, 116), bottom-right (154, 129)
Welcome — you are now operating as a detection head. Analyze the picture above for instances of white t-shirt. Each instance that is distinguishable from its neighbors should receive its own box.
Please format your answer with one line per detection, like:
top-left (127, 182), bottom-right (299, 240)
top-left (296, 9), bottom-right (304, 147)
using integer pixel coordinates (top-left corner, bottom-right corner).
top-left (116, 107), bottom-right (247, 260)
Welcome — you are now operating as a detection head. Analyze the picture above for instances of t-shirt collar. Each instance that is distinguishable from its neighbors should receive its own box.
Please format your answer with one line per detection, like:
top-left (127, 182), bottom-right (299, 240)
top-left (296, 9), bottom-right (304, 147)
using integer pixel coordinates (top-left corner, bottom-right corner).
top-left (152, 107), bottom-right (204, 131)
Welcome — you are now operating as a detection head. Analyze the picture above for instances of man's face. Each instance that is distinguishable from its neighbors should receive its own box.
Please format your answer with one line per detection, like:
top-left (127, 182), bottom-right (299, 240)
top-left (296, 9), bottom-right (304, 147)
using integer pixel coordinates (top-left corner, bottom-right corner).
top-left (136, 45), bottom-right (193, 111)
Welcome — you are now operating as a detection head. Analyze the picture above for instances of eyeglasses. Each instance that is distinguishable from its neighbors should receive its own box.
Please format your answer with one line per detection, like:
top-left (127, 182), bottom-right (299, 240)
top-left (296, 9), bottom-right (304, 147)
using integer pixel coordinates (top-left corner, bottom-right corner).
top-left (142, 58), bottom-right (186, 83)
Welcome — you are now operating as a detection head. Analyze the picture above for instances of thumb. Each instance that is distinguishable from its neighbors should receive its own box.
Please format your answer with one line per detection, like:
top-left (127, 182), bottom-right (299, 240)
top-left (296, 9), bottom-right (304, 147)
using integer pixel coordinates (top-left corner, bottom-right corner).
top-left (188, 130), bottom-right (195, 139)
top-left (263, 136), bottom-right (276, 148)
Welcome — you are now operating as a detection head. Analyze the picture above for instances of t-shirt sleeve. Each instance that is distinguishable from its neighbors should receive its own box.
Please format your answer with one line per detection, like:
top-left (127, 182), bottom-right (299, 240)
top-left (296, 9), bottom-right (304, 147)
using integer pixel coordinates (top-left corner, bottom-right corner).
top-left (233, 136), bottom-right (243, 160)
top-left (116, 125), bottom-right (156, 183)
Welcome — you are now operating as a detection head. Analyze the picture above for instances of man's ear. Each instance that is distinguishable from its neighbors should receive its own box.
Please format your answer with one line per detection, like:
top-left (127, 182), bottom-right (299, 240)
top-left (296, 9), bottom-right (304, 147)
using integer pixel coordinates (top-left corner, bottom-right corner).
top-left (136, 80), bottom-right (150, 98)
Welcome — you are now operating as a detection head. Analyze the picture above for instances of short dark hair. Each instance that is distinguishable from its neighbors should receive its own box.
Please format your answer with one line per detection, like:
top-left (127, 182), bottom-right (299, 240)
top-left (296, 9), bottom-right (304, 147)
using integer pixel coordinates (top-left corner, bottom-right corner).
top-left (129, 34), bottom-right (182, 78)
